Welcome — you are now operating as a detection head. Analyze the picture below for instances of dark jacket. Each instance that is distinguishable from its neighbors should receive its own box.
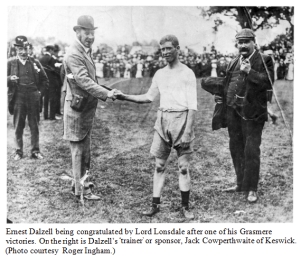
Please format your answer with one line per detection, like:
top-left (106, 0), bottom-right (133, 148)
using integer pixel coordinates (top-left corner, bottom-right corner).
top-left (201, 50), bottom-right (274, 130)
top-left (7, 57), bottom-right (49, 115)
top-left (39, 54), bottom-right (59, 87)
top-left (223, 50), bottom-right (274, 122)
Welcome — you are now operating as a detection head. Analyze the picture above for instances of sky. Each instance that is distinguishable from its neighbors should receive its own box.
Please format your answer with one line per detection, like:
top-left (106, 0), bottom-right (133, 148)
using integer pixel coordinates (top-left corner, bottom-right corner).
top-left (7, 6), bottom-right (291, 54)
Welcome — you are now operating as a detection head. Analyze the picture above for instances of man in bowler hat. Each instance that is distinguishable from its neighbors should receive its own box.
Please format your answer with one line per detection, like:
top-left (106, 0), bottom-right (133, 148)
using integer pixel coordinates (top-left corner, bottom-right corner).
top-left (215, 29), bottom-right (274, 203)
top-left (7, 36), bottom-right (49, 160)
top-left (63, 15), bottom-right (117, 200)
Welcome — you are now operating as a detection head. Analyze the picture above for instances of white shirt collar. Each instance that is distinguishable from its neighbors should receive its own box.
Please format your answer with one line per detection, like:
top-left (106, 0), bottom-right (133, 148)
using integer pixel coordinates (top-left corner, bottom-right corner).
top-left (44, 52), bottom-right (51, 56)
top-left (17, 55), bottom-right (28, 65)
top-left (76, 38), bottom-right (91, 54)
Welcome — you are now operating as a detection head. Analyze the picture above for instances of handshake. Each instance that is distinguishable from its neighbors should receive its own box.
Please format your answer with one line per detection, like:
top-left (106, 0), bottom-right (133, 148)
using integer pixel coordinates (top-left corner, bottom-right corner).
top-left (107, 89), bottom-right (126, 101)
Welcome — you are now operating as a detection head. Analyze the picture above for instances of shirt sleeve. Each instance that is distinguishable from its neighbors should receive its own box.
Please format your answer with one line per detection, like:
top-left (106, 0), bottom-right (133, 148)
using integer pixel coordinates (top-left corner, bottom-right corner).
top-left (146, 72), bottom-right (159, 101)
top-left (186, 69), bottom-right (198, 110)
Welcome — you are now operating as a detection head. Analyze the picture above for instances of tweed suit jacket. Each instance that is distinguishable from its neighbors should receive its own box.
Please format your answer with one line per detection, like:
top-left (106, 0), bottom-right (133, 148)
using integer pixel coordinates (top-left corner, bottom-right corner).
top-left (223, 50), bottom-right (274, 122)
top-left (63, 40), bottom-right (109, 141)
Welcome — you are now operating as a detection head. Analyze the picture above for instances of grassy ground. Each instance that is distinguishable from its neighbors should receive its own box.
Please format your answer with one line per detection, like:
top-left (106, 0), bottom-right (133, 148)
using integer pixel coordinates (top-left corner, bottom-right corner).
top-left (7, 78), bottom-right (293, 223)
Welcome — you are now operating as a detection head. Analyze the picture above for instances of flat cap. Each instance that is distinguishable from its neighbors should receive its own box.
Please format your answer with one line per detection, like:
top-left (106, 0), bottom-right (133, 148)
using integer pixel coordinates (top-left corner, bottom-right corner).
top-left (235, 28), bottom-right (255, 39)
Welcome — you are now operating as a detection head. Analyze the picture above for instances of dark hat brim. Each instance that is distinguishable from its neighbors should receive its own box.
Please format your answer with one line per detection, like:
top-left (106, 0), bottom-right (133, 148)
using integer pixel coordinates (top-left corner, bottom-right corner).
top-left (73, 25), bottom-right (98, 32)
top-left (236, 37), bottom-right (255, 40)
top-left (14, 43), bottom-right (27, 47)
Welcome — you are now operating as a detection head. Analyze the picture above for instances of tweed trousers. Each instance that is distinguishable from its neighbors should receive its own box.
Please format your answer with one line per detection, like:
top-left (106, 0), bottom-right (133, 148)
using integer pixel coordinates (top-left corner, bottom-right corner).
top-left (69, 130), bottom-right (91, 195)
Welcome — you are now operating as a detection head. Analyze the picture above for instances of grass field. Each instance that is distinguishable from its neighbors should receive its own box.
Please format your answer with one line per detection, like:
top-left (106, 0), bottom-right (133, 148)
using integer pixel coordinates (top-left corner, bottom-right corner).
top-left (7, 78), bottom-right (293, 223)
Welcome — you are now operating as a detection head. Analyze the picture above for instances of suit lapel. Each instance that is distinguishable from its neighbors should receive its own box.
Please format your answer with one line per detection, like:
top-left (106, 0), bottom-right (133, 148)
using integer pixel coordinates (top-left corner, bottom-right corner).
top-left (249, 50), bottom-right (259, 66)
top-left (28, 57), bottom-right (39, 85)
top-left (11, 58), bottom-right (19, 77)
top-left (74, 41), bottom-right (95, 68)
top-left (226, 55), bottom-right (240, 72)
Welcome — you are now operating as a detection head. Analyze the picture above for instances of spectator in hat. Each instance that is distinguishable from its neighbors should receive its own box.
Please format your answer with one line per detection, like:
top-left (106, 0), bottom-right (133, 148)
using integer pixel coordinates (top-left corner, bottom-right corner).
top-left (39, 45), bottom-right (60, 120)
top-left (7, 35), bottom-right (49, 160)
top-left (277, 59), bottom-right (287, 80)
top-left (53, 44), bottom-right (63, 116)
top-left (215, 28), bottom-right (274, 203)
top-left (52, 44), bottom-right (63, 116)
top-left (27, 44), bottom-right (36, 58)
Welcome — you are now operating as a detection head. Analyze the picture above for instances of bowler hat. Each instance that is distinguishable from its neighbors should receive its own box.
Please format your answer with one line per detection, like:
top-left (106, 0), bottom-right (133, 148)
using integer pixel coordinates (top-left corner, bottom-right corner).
top-left (45, 45), bottom-right (55, 51)
top-left (73, 15), bottom-right (98, 31)
top-left (235, 28), bottom-right (255, 39)
top-left (53, 44), bottom-right (60, 52)
top-left (14, 35), bottom-right (29, 47)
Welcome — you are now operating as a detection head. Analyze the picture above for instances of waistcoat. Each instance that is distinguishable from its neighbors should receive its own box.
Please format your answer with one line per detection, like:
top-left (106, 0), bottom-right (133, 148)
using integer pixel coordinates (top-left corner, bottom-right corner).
top-left (226, 60), bottom-right (247, 107)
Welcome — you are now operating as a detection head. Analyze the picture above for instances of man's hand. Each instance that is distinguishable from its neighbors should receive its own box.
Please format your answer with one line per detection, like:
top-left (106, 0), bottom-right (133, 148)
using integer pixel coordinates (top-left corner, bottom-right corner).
top-left (10, 75), bottom-right (19, 82)
top-left (114, 90), bottom-right (126, 100)
top-left (107, 89), bottom-right (117, 100)
top-left (215, 94), bottom-right (223, 104)
top-left (240, 59), bottom-right (251, 74)
top-left (180, 132), bottom-right (193, 149)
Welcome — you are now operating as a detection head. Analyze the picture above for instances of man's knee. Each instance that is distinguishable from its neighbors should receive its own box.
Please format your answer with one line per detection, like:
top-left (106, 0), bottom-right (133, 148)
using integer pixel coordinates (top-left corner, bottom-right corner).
top-left (179, 162), bottom-right (189, 175)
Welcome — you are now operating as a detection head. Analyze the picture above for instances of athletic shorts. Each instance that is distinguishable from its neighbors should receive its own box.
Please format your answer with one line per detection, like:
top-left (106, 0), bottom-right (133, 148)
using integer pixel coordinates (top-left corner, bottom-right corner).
top-left (150, 110), bottom-right (195, 160)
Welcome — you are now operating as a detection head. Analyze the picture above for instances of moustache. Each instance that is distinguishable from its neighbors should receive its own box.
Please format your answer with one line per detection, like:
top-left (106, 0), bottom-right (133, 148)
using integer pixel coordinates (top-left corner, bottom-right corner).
top-left (240, 48), bottom-right (249, 52)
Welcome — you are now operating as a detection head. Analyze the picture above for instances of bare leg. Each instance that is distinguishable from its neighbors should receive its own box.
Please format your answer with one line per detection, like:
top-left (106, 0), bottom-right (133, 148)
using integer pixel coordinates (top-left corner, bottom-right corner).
top-left (142, 157), bottom-right (167, 216)
top-left (178, 154), bottom-right (191, 191)
top-left (178, 154), bottom-right (194, 219)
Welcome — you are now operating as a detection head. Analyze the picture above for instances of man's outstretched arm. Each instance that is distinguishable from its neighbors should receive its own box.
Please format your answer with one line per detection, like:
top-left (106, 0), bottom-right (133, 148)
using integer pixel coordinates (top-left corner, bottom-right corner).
top-left (114, 90), bottom-right (152, 104)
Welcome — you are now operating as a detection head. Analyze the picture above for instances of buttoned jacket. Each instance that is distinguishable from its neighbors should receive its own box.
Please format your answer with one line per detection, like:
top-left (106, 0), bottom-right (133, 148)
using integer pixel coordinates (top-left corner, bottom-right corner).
top-left (7, 56), bottom-right (49, 114)
top-left (223, 50), bottom-right (274, 122)
top-left (63, 40), bottom-right (109, 141)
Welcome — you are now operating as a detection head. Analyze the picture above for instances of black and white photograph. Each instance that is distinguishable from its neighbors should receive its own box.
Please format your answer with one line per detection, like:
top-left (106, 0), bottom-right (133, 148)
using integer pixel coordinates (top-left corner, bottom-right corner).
top-left (6, 4), bottom-right (295, 227)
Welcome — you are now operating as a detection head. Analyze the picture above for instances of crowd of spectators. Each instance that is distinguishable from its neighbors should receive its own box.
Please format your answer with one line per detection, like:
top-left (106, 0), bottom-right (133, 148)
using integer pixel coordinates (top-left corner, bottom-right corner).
top-left (7, 33), bottom-right (294, 81)
top-left (262, 33), bottom-right (294, 80)
top-left (91, 45), bottom-right (235, 80)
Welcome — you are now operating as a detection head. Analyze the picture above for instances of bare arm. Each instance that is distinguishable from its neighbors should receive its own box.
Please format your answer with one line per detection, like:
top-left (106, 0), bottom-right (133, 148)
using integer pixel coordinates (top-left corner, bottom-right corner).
top-left (115, 89), bottom-right (152, 104)
top-left (185, 109), bottom-right (196, 134)
top-left (121, 93), bottom-right (152, 104)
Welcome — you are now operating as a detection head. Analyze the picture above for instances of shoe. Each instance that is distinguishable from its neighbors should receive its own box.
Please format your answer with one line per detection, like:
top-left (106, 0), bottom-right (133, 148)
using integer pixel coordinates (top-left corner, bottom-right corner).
top-left (247, 191), bottom-right (258, 203)
top-left (71, 183), bottom-right (100, 200)
top-left (222, 185), bottom-right (241, 193)
top-left (55, 115), bottom-right (62, 120)
top-left (83, 193), bottom-right (101, 200)
top-left (71, 182), bottom-right (95, 194)
top-left (182, 207), bottom-right (195, 219)
top-left (31, 153), bottom-right (43, 159)
top-left (142, 204), bottom-right (160, 217)
top-left (270, 114), bottom-right (278, 124)
top-left (13, 153), bottom-right (22, 161)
